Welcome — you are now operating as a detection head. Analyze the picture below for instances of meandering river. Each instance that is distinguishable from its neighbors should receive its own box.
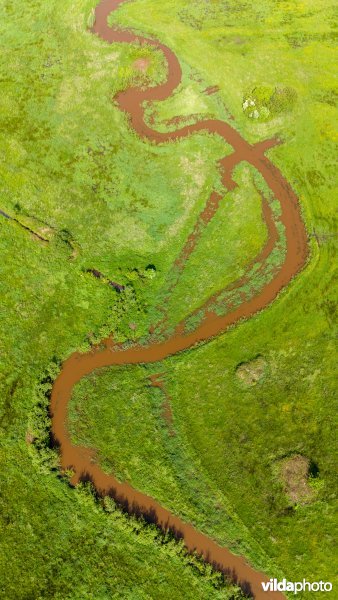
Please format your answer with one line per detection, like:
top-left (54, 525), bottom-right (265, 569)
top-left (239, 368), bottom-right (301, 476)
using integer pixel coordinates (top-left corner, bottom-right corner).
top-left (51, 1), bottom-right (308, 596)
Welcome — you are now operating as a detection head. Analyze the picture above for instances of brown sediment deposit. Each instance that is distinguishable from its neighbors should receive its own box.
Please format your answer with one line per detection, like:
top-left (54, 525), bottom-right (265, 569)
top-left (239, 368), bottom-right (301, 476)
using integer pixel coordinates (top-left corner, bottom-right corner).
top-left (50, 0), bottom-right (308, 597)
top-left (280, 455), bottom-right (315, 505)
top-left (204, 85), bottom-right (220, 95)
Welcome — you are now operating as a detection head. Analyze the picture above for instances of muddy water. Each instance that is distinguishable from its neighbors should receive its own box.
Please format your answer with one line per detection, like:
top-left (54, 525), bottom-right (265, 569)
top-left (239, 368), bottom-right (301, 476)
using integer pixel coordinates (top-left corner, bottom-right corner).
top-left (50, 0), bottom-right (308, 597)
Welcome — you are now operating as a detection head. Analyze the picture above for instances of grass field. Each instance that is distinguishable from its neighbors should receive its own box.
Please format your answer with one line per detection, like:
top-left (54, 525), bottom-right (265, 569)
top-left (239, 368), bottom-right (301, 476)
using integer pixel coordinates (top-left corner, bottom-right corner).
top-left (0, 0), bottom-right (337, 598)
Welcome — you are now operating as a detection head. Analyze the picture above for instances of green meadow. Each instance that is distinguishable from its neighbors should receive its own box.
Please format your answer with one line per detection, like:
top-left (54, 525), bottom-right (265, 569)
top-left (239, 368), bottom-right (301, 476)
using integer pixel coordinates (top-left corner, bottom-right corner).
top-left (1, 0), bottom-right (337, 598)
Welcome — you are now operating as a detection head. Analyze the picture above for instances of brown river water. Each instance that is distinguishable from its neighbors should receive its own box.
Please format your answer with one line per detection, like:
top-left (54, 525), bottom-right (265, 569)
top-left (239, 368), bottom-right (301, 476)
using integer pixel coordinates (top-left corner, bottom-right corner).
top-left (51, 0), bottom-right (308, 596)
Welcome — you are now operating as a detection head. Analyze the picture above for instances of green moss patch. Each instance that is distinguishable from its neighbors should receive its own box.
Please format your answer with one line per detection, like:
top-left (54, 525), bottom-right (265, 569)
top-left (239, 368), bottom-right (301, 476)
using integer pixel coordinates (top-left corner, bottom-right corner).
top-left (243, 85), bottom-right (297, 121)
